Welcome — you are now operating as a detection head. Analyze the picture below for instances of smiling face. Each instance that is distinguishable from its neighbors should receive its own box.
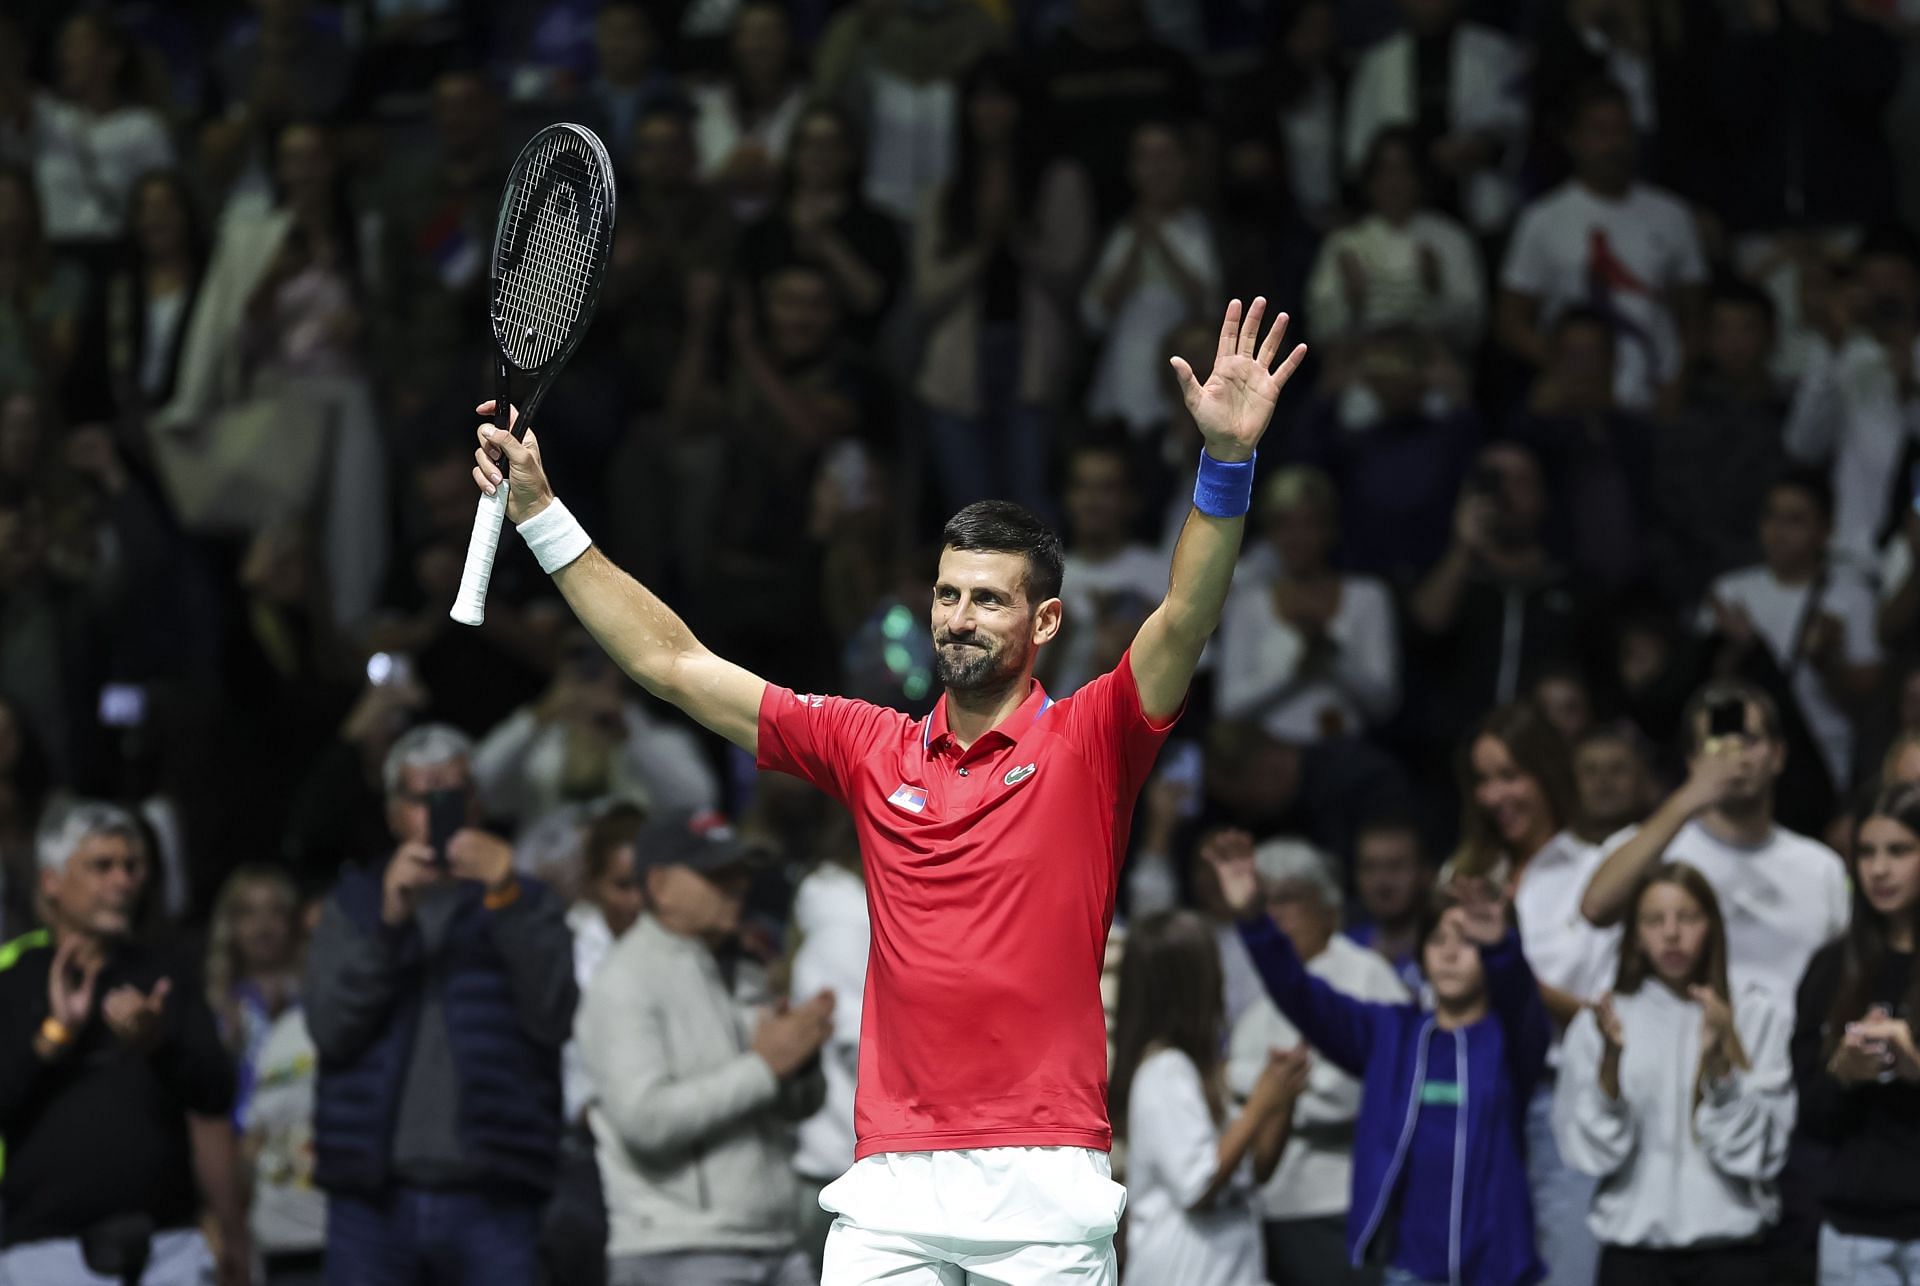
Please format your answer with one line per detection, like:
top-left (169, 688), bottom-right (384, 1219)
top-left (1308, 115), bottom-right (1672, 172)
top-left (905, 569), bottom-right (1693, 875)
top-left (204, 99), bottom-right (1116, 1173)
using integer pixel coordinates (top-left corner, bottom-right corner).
top-left (930, 548), bottom-right (1059, 695)
top-left (1634, 879), bottom-right (1711, 992)
top-left (1470, 734), bottom-right (1556, 858)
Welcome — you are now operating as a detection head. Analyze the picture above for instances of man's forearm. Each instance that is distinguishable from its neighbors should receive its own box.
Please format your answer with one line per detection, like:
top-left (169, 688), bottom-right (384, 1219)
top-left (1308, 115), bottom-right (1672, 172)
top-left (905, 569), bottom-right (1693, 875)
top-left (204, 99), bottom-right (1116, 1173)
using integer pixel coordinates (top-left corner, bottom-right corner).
top-left (554, 550), bottom-right (705, 698)
top-left (1164, 508), bottom-right (1243, 643)
top-left (188, 1113), bottom-right (248, 1257)
top-left (1580, 793), bottom-right (1694, 927)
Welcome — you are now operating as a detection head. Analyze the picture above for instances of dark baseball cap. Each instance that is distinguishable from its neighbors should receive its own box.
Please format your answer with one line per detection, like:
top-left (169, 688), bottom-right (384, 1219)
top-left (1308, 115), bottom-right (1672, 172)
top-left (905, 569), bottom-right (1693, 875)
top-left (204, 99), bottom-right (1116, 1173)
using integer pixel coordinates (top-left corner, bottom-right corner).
top-left (633, 809), bottom-right (764, 876)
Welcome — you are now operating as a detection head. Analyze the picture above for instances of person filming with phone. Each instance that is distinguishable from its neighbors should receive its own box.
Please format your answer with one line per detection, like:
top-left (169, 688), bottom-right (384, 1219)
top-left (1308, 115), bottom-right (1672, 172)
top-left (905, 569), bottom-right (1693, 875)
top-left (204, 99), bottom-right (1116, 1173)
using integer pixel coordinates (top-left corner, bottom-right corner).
top-left (304, 724), bottom-right (578, 1285)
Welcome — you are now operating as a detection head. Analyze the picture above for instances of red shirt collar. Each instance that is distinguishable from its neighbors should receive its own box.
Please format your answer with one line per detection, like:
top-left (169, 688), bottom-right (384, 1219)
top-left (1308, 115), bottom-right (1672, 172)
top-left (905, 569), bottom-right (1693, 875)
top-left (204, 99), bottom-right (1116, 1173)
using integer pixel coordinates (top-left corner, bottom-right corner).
top-left (924, 680), bottom-right (1053, 756)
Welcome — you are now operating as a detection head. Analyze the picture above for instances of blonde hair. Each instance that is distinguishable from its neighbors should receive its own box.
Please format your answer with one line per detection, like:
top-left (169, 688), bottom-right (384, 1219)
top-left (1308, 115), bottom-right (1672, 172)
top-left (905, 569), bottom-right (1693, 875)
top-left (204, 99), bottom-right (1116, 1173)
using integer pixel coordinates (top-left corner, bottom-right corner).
top-left (204, 865), bottom-right (298, 1051)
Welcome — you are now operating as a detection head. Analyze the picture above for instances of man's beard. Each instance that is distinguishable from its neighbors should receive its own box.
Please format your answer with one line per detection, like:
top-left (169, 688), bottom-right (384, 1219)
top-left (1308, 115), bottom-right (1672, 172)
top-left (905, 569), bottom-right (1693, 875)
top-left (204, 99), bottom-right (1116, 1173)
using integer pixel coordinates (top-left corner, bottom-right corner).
top-left (934, 636), bottom-right (1023, 694)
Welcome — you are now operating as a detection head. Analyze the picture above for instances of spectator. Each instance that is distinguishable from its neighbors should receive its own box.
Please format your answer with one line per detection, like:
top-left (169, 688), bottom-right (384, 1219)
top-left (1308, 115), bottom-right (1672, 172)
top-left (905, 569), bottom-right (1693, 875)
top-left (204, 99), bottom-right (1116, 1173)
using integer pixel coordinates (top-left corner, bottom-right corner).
top-left (0, 802), bottom-right (248, 1286)
top-left (1499, 78), bottom-right (1708, 415)
top-left (1082, 120), bottom-right (1221, 437)
top-left (1554, 862), bottom-right (1794, 1285)
top-left (913, 54), bottom-right (1093, 519)
top-left (1209, 842), bottom-right (1551, 1286)
top-left (1227, 842), bottom-right (1409, 1286)
top-left (206, 865), bottom-right (303, 1129)
top-left (1581, 681), bottom-right (1850, 1002)
top-left (0, 692), bottom-right (50, 938)
top-left (1407, 442), bottom-right (1590, 757)
top-left (789, 817), bottom-right (870, 1277)
top-left (1112, 907), bottom-right (1308, 1286)
top-left (1285, 327), bottom-right (1482, 587)
top-left (306, 724), bottom-right (577, 1285)
top-left (1305, 126), bottom-right (1486, 351)
top-left (691, 0), bottom-right (808, 222)
top-left (471, 628), bottom-right (720, 827)
top-left (1654, 280), bottom-right (1790, 609)
top-left (810, 0), bottom-right (1004, 223)
top-left (1512, 307), bottom-right (1660, 596)
top-left (1530, 664), bottom-right (1596, 747)
top-left (1793, 783), bottom-right (1920, 1285)
top-left (1703, 469), bottom-right (1881, 796)
top-left (577, 809), bottom-right (829, 1285)
top-left (1572, 723), bottom-right (1652, 846)
top-left (601, 99), bottom-right (736, 416)
top-left (1202, 719), bottom-right (1416, 870)
top-left (583, 2), bottom-right (674, 159)
top-left (1343, 0), bottom-right (1528, 236)
top-left (1033, 0), bottom-right (1202, 225)
top-left (1049, 440), bottom-right (1166, 696)
top-left (1219, 466), bottom-right (1399, 745)
top-left (244, 968), bottom-right (326, 1286)
top-left (549, 803), bottom-right (644, 1286)
top-left (738, 103), bottom-right (903, 341)
top-left (31, 13), bottom-right (175, 246)
top-left (0, 488), bottom-right (104, 783)
top-left (1345, 816), bottom-right (1435, 995)
top-left (1226, 0), bottom-right (1344, 233)
top-left (88, 169), bottom-right (204, 418)
top-left (0, 163), bottom-right (88, 396)
top-left (1451, 701), bottom-right (1618, 1286)
top-left (1784, 226), bottom-right (1920, 571)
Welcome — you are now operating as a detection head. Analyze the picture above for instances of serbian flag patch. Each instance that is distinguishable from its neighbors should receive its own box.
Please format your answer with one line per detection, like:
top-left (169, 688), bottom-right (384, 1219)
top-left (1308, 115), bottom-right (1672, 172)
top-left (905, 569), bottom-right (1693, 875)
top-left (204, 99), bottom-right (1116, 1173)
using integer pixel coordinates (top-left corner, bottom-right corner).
top-left (887, 784), bottom-right (928, 813)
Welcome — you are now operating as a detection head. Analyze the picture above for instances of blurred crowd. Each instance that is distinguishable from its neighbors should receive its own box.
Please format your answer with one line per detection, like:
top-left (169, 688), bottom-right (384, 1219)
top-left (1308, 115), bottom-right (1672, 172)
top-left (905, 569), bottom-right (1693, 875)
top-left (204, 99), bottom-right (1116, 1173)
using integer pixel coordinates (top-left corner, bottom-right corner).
top-left (8, 0), bottom-right (1920, 1283)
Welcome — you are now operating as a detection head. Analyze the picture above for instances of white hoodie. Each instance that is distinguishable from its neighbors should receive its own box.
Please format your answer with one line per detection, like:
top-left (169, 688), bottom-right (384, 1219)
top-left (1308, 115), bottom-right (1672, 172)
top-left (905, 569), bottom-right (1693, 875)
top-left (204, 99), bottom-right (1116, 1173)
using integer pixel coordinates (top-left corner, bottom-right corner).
top-left (1553, 981), bottom-right (1796, 1249)
top-left (789, 862), bottom-right (870, 1182)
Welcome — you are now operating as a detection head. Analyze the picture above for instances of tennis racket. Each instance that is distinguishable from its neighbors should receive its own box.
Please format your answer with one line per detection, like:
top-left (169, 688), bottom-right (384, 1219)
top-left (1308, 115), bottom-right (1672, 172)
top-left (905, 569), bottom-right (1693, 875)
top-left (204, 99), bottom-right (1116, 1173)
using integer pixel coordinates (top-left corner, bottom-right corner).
top-left (450, 122), bottom-right (616, 626)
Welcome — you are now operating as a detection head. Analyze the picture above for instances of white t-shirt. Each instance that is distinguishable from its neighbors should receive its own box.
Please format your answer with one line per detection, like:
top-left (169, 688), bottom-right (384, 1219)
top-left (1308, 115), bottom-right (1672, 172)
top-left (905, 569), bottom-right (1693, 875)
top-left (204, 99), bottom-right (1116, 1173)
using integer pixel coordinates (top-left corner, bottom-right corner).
top-left (1700, 565), bottom-right (1880, 789)
top-left (1515, 831), bottom-right (1625, 1017)
top-left (1226, 936), bottom-right (1409, 1222)
top-left (1501, 181), bottom-right (1707, 411)
top-left (1124, 1049), bottom-right (1265, 1286)
top-left (1215, 571), bottom-right (1399, 743)
top-left (1055, 545), bottom-right (1168, 695)
top-left (31, 94), bottom-right (175, 242)
top-left (1083, 209), bottom-right (1222, 434)
top-left (245, 1008), bottom-right (325, 1256)
top-left (1658, 818), bottom-right (1850, 997)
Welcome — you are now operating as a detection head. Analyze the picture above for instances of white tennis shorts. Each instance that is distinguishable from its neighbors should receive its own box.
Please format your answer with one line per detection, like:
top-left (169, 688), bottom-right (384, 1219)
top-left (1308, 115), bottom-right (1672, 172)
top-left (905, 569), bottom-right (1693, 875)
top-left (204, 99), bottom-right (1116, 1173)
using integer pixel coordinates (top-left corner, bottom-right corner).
top-left (819, 1146), bottom-right (1125, 1286)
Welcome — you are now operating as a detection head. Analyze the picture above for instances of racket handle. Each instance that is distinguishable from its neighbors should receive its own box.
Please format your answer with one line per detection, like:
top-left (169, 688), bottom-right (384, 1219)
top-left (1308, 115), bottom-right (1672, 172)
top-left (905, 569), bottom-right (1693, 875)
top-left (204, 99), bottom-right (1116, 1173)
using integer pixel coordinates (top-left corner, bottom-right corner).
top-left (450, 481), bottom-right (510, 626)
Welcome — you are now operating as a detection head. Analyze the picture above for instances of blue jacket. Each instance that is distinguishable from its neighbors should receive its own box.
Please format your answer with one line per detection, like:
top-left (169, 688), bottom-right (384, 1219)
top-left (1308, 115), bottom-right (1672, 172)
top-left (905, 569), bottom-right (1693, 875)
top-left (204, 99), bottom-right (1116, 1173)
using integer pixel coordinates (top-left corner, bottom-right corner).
top-left (1237, 917), bottom-right (1549, 1286)
top-left (311, 865), bottom-right (570, 1198)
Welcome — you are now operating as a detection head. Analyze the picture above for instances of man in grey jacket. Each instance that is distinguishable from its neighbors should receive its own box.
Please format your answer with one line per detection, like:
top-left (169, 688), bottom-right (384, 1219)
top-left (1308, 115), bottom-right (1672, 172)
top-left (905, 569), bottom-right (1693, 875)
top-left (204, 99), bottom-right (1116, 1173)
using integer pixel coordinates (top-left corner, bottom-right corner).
top-left (578, 809), bottom-right (833, 1286)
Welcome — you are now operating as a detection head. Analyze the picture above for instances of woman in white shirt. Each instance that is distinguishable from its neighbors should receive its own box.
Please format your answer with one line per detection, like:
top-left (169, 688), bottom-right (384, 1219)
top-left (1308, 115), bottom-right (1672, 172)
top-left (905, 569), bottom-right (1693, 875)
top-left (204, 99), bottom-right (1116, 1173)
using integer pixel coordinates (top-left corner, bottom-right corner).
top-left (1555, 862), bottom-right (1794, 1286)
top-left (691, 0), bottom-right (807, 221)
top-left (1217, 466), bottom-right (1398, 744)
top-left (1306, 126), bottom-right (1486, 351)
top-left (1112, 909), bottom-right (1309, 1286)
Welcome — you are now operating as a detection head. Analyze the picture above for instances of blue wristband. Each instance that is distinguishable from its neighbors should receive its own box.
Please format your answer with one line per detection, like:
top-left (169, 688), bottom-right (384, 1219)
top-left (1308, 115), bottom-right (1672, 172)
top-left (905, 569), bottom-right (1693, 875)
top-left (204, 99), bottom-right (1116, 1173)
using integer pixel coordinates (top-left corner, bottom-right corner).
top-left (1193, 449), bottom-right (1257, 518)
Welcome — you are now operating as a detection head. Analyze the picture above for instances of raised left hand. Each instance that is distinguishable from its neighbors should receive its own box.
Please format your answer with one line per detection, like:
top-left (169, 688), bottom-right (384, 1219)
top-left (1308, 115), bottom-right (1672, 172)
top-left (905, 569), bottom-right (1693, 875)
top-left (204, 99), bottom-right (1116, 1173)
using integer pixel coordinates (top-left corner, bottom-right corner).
top-left (1171, 297), bottom-right (1308, 464)
top-left (102, 978), bottom-right (171, 1052)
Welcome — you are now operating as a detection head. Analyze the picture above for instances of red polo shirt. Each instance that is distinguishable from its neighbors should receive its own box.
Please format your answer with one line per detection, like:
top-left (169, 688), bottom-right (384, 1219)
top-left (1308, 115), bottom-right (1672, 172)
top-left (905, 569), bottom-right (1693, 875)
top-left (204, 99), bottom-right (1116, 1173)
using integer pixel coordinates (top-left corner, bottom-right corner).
top-left (757, 650), bottom-right (1178, 1159)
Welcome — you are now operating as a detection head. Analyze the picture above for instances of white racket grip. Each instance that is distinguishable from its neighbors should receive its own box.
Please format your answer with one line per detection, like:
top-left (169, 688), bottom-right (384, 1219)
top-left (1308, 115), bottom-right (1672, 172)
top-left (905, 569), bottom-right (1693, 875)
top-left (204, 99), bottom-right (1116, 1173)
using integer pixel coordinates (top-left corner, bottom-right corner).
top-left (450, 480), bottom-right (510, 626)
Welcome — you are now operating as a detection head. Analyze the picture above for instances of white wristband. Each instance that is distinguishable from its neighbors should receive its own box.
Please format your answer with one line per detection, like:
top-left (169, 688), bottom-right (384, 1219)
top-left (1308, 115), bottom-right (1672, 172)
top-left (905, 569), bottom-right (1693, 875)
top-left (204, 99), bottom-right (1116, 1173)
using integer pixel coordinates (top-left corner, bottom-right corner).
top-left (516, 497), bottom-right (592, 574)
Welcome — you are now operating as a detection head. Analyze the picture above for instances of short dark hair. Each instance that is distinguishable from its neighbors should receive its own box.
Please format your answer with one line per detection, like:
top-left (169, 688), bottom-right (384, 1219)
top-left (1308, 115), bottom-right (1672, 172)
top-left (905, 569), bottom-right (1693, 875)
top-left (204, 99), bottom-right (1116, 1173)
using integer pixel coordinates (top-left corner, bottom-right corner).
top-left (1710, 278), bottom-right (1778, 331)
top-left (1767, 464), bottom-right (1834, 525)
top-left (1680, 679), bottom-right (1782, 756)
top-left (940, 501), bottom-right (1065, 605)
top-left (1566, 76), bottom-right (1632, 130)
top-left (584, 803), bottom-right (646, 887)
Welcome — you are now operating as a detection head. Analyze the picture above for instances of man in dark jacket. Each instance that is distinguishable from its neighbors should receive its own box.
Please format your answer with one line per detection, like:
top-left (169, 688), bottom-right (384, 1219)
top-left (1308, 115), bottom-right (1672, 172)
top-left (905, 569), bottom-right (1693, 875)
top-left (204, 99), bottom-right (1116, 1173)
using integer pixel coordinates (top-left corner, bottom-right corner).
top-left (306, 723), bottom-right (578, 1285)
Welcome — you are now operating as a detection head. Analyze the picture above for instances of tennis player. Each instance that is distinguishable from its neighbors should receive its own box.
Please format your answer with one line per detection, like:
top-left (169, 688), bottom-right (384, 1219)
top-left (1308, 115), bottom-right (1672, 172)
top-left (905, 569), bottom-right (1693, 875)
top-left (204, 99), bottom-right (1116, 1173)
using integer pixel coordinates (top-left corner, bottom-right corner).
top-left (471, 297), bottom-right (1306, 1284)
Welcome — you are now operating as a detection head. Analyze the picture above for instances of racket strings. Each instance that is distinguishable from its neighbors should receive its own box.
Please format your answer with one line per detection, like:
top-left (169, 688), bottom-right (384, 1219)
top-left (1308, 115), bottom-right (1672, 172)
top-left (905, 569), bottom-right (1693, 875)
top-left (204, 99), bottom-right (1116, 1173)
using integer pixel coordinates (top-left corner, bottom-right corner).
top-left (494, 131), bottom-right (611, 371)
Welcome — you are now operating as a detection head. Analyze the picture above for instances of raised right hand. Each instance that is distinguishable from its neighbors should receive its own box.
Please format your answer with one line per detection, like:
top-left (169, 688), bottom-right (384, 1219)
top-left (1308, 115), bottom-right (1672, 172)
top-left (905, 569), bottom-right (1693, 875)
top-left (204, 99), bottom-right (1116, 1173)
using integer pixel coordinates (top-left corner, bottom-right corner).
top-left (47, 936), bottom-right (103, 1033)
top-left (752, 990), bottom-right (835, 1079)
top-left (1679, 740), bottom-right (1747, 814)
top-left (382, 842), bottom-right (442, 926)
top-left (472, 401), bottom-right (555, 525)
top-left (1199, 828), bottom-right (1260, 918)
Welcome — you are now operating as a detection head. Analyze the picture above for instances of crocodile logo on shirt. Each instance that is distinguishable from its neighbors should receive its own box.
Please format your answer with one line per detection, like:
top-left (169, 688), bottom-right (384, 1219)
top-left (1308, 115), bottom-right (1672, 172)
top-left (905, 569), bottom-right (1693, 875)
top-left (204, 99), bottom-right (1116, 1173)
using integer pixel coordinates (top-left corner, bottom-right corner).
top-left (1004, 763), bottom-right (1037, 786)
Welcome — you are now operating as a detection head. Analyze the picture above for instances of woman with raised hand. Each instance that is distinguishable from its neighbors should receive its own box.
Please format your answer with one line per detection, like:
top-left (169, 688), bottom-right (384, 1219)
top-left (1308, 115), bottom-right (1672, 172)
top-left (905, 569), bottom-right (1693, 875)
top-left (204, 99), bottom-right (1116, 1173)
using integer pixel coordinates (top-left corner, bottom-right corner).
top-left (1554, 863), bottom-right (1793, 1286)
top-left (1794, 783), bottom-right (1920, 1286)
top-left (1205, 843), bottom-right (1550, 1286)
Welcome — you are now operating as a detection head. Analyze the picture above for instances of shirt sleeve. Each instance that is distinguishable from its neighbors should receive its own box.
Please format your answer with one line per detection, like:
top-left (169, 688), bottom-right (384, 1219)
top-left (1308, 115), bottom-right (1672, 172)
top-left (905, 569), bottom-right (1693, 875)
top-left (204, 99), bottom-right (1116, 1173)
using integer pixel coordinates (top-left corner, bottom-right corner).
top-left (755, 685), bottom-right (904, 804)
top-left (1129, 1050), bottom-right (1222, 1211)
top-left (1056, 649), bottom-right (1182, 803)
top-left (1499, 206), bottom-right (1552, 296)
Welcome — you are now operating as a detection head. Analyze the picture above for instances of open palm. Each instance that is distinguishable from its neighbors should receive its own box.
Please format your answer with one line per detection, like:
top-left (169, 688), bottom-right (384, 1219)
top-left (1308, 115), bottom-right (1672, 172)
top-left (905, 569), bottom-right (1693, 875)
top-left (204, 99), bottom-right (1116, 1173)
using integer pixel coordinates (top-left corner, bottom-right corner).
top-left (1171, 297), bottom-right (1308, 462)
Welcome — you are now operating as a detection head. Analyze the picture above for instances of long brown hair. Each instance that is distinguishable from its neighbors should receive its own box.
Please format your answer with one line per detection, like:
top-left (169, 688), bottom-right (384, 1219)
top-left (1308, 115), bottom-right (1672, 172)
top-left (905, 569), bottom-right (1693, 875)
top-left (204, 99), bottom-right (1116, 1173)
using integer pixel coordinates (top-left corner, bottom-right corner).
top-left (1110, 910), bottom-right (1226, 1137)
top-left (1449, 703), bottom-right (1576, 883)
top-left (1828, 785), bottom-right (1920, 1059)
top-left (1613, 862), bottom-right (1732, 1002)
